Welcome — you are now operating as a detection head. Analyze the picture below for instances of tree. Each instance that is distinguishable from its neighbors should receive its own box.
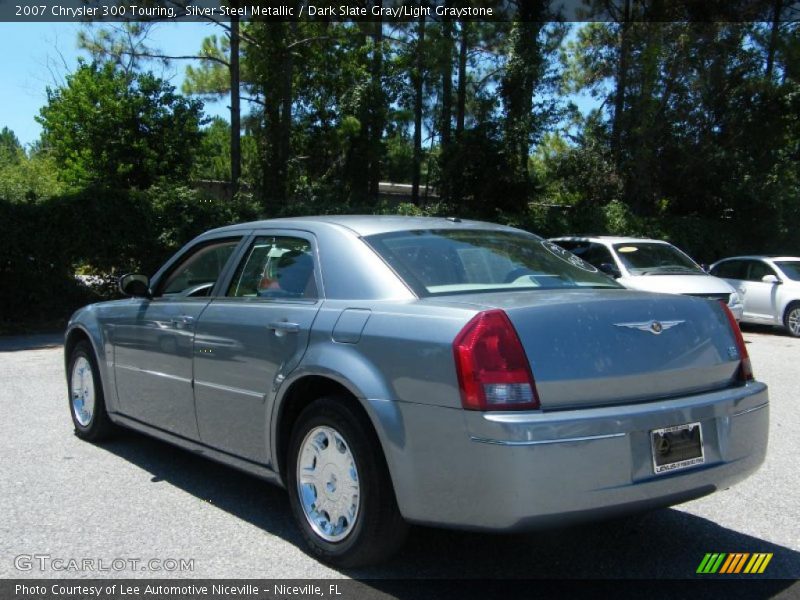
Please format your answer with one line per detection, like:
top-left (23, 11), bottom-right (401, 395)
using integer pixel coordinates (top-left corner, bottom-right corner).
top-left (81, 21), bottom-right (243, 191)
top-left (0, 127), bottom-right (23, 165)
top-left (37, 62), bottom-right (204, 189)
top-left (194, 117), bottom-right (232, 181)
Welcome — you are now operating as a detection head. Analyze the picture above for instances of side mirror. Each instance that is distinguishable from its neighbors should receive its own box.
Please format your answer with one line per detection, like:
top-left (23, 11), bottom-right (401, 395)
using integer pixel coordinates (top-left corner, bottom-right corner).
top-left (119, 273), bottom-right (152, 298)
top-left (599, 262), bottom-right (621, 278)
top-left (761, 274), bottom-right (782, 285)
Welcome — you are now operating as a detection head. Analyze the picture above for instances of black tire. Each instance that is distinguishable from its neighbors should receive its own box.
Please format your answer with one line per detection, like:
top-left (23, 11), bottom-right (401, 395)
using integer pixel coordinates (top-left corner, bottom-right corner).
top-left (67, 340), bottom-right (116, 442)
top-left (286, 396), bottom-right (408, 567)
top-left (784, 302), bottom-right (800, 338)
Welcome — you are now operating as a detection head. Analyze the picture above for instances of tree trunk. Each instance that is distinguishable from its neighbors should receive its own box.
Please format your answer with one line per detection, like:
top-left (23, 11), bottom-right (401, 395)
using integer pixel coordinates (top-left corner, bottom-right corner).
top-left (455, 21), bottom-right (468, 138)
top-left (440, 14), bottom-right (453, 153)
top-left (766, 0), bottom-right (783, 80)
top-left (368, 5), bottom-right (384, 199)
top-left (278, 22), bottom-right (295, 206)
top-left (229, 4), bottom-right (241, 194)
top-left (411, 15), bottom-right (425, 206)
top-left (612, 0), bottom-right (632, 167)
top-left (502, 15), bottom-right (543, 188)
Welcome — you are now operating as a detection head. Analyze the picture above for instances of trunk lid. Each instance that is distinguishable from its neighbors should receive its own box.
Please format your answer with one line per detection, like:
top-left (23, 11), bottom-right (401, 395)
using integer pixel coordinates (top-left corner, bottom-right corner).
top-left (426, 289), bottom-right (742, 410)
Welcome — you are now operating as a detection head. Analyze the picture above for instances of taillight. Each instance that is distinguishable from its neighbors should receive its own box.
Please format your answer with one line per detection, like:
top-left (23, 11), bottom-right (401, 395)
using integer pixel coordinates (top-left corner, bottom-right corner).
top-left (720, 302), bottom-right (753, 382)
top-left (453, 309), bottom-right (540, 410)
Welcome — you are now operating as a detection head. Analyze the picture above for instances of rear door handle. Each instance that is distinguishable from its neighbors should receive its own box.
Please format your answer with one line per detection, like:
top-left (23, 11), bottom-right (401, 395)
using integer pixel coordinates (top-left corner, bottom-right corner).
top-left (268, 321), bottom-right (300, 335)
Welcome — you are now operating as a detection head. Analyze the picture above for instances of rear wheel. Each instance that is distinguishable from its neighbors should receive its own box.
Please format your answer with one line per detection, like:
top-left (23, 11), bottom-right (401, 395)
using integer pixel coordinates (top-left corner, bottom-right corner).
top-left (784, 303), bottom-right (800, 337)
top-left (286, 396), bottom-right (408, 567)
top-left (68, 341), bottom-right (115, 441)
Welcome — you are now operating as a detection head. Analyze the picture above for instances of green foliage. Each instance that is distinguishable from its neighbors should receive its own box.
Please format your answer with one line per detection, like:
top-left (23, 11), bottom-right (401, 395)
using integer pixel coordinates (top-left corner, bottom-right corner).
top-left (0, 149), bottom-right (65, 203)
top-left (183, 34), bottom-right (236, 97)
top-left (146, 184), bottom-right (259, 259)
top-left (0, 127), bottom-right (23, 165)
top-left (37, 62), bottom-right (205, 190)
top-left (0, 183), bottom-right (260, 331)
top-left (193, 117), bottom-right (232, 181)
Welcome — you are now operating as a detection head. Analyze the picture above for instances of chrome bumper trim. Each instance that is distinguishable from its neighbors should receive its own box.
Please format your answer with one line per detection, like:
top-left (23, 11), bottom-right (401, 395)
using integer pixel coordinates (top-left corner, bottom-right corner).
top-left (732, 402), bottom-right (769, 418)
top-left (470, 432), bottom-right (626, 447)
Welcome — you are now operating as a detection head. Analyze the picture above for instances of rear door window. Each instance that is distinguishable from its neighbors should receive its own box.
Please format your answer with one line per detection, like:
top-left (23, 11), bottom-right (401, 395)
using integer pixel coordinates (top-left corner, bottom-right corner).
top-left (227, 236), bottom-right (318, 300)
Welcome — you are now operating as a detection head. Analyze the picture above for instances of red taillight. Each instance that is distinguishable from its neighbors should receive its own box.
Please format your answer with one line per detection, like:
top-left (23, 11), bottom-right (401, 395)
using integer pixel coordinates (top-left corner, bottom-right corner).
top-left (720, 302), bottom-right (753, 382)
top-left (453, 309), bottom-right (540, 410)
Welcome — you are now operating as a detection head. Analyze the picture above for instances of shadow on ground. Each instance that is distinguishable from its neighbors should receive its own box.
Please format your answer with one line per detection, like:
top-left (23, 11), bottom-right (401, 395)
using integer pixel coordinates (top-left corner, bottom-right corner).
top-left (97, 428), bottom-right (800, 591)
top-left (740, 322), bottom-right (796, 339)
top-left (0, 332), bottom-right (63, 352)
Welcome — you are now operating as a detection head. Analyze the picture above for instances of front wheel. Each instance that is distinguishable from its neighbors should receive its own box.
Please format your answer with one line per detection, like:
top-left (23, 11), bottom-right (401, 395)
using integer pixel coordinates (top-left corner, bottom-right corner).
top-left (286, 397), bottom-right (408, 567)
top-left (784, 303), bottom-right (800, 337)
top-left (68, 341), bottom-right (115, 441)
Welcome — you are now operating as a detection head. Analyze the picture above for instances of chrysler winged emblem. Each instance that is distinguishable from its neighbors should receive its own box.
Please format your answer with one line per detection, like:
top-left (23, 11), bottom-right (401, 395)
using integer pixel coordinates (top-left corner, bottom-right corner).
top-left (614, 320), bottom-right (684, 335)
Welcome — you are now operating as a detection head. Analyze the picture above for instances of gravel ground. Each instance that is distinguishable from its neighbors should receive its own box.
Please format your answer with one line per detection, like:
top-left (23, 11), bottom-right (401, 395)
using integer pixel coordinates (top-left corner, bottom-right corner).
top-left (0, 327), bottom-right (798, 583)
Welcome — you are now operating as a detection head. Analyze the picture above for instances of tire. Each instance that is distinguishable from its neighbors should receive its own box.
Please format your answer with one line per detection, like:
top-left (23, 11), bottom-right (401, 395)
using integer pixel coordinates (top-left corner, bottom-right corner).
top-left (286, 396), bottom-right (408, 567)
top-left (784, 302), bottom-right (800, 338)
top-left (67, 340), bottom-right (116, 442)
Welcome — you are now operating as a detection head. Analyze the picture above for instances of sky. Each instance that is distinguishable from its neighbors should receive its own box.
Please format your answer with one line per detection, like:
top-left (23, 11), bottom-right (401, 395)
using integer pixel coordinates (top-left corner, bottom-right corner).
top-left (0, 21), bottom-right (230, 148)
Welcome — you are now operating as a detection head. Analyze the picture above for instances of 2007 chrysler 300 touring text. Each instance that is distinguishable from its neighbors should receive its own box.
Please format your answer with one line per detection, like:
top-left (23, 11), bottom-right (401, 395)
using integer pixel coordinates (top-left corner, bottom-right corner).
top-left (64, 216), bottom-right (768, 566)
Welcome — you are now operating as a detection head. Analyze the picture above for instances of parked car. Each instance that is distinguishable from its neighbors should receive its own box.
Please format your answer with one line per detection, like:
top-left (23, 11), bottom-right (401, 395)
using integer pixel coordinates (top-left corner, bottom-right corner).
top-left (550, 236), bottom-right (744, 320)
top-left (709, 256), bottom-right (800, 337)
top-left (65, 217), bottom-right (768, 566)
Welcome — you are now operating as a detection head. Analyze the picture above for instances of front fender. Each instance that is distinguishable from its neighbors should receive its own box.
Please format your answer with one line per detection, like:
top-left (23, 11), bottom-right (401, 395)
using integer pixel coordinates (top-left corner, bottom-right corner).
top-left (65, 305), bottom-right (119, 415)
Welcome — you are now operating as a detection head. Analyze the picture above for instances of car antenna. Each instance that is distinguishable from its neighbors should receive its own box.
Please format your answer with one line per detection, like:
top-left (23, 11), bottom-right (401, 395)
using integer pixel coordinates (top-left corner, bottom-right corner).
top-left (446, 217), bottom-right (462, 223)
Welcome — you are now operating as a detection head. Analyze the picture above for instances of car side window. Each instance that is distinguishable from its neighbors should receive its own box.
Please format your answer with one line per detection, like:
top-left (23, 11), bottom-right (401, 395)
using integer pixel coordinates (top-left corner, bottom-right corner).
top-left (157, 239), bottom-right (240, 298)
top-left (746, 261), bottom-right (777, 282)
top-left (228, 236), bottom-right (318, 300)
top-left (553, 240), bottom-right (584, 254)
top-left (584, 243), bottom-right (616, 268)
top-left (712, 260), bottom-right (746, 280)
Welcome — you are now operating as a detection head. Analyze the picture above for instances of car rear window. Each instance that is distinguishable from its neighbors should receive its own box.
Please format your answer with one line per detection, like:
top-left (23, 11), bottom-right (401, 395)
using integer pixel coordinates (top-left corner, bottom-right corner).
top-left (364, 229), bottom-right (621, 296)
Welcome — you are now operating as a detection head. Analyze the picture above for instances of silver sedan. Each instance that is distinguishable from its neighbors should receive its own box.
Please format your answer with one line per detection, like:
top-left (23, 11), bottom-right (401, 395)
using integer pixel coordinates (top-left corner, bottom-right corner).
top-left (65, 216), bottom-right (769, 566)
top-left (710, 255), bottom-right (800, 337)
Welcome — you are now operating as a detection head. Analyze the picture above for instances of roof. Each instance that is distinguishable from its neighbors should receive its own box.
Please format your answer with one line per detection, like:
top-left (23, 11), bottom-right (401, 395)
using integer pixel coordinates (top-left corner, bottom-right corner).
top-left (715, 255), bottom-right (800, 262)
top-left (549, 235), bottom-right (671, 245)
top-left (209, 215), bottom-right (523, 237)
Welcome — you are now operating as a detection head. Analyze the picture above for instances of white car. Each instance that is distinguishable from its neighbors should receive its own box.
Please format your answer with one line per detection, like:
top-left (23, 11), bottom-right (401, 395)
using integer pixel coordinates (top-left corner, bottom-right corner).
top-left (550, 236), bottom-right (744, 320)
top-left (709, 256), bottom-right (800, 337)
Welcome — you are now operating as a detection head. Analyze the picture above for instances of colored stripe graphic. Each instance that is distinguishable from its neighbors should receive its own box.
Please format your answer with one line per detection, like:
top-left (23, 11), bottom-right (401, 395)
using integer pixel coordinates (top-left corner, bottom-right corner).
top-left (719, 554), bottom-right (736, 574)
top-left (721, 553), bottom-right (749, 573)
top-left (698, 553), bottom-right (773, 574)
top-left (744, 553), bottom-right (773, 574)
top-left (697, 553), bottom-right (727, 574)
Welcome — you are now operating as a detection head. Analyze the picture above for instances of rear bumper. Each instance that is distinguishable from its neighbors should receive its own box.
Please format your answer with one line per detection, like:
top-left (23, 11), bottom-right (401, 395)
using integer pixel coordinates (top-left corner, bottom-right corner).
top-left (375, 382), bottom-right (768, 531)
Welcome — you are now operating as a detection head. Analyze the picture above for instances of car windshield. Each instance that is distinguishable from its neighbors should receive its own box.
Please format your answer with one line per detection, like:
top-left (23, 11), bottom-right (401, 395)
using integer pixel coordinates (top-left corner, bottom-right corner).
top-left (775, 261), bottom-right (800, 281)
top-left (612, 242), bottom-right (703, 275)
top-left (364, 229), bottom-right (621, 296)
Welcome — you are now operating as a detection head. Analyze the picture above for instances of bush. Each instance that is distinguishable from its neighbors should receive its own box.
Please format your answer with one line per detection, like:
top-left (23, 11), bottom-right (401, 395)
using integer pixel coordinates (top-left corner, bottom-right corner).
top-left (0, 184), bottom-right (259, 332)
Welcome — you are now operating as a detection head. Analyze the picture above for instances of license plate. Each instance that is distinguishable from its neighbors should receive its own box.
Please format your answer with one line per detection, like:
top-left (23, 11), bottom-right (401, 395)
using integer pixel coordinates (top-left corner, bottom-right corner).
top-left (650, 422), bottom-right (704, 475)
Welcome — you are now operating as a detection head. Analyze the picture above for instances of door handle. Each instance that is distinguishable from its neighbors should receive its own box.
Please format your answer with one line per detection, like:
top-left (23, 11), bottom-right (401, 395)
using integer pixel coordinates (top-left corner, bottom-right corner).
top-left (268, 321), bottom-right (300, 336)
top-left (171, 315), bottom-right (195, 327)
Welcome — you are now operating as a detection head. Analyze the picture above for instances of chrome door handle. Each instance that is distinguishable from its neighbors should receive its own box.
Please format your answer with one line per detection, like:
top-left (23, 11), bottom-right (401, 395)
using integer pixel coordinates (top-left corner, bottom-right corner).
top-left (268, 321), bottom-right (300, 335)
top-left (171, 315), bottom-right (195, 327)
